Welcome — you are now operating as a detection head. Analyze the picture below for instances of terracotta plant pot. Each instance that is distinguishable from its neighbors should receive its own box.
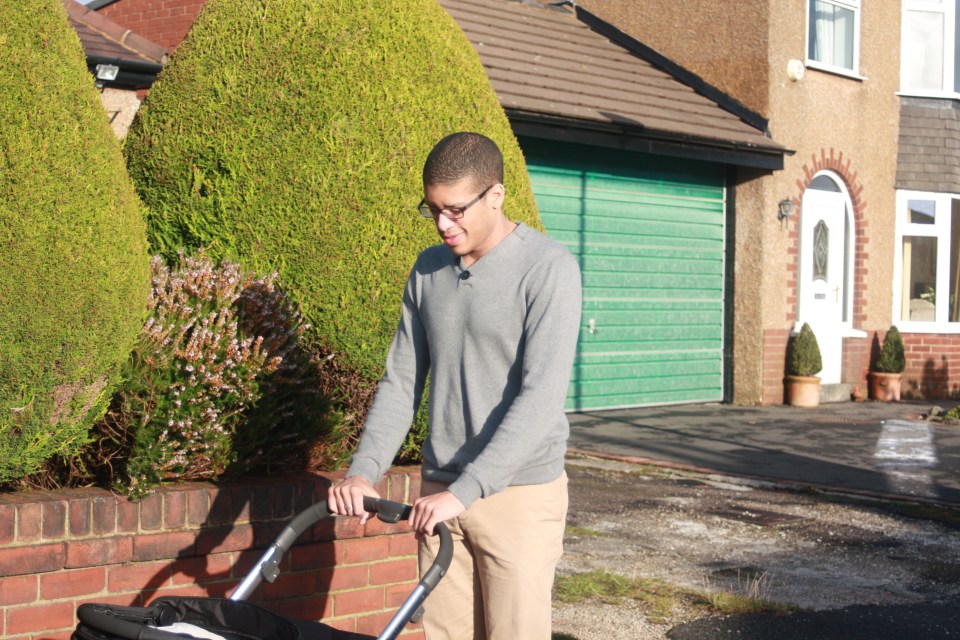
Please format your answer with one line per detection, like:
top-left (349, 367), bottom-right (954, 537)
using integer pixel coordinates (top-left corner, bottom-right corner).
top-left (785, 375), bottom-right (821, 408)
top-left (870, 371), bottom-right (902, 401)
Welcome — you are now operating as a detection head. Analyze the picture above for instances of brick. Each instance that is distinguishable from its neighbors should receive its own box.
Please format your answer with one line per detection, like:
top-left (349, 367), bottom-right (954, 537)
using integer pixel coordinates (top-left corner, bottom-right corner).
top-left (93, 494), bottom-right (118, 535)
top-left (187, 487), bottom-right (210, 526)
top-left (108, 560), bottom-right (170, 592)
top-left (231, 486), bottom-right (253, 523)
top-left (249, 484), bottom-right (275, 521)
top-left (68, 495), bottom-right (91, 537)
top-left (140, 493), bottom-right (163, 531)
top-left (0, 543), bottom-right (65, 576)
top-left (133, 530), bottom-right (196, 561)
top-left (42, 500), bottom-right (67, 540)
top-left (261, 570), bottom-right (317, 600)
top-left (334, 587), bottom-right (384, 616)
top-left (196, 524), bottom-right (254, 555)
top-left (18, 502), bottom-right (41, 541)
top-left (164, 489), bottom-right (187, 529)
top-left (0, 574), bottom-right (38, 605)
top-left (207, 488), bottom-right (234, 526)
top-left (0, 504), bottom-right (14, 544)
top-left (65, 533), bottom-right (129, 569)
top-left (41, 567), bottom-right (105, 599)
top-left (290, 542), bottom-right (336, 571)
top-left (338, 536), bottom-right (390, 564)
top-left (170, 553), bottom-right (233, 586)
top-left (389, 532), bottom-right (418, 557)
top-left (318, 564), bottom-right (369, 591)
top-left (117, 498), bottom-right (139, 533)
top-left (371, 559), bottom-right (417, 585)
top-left (7, 602), bottom-right (74, 635)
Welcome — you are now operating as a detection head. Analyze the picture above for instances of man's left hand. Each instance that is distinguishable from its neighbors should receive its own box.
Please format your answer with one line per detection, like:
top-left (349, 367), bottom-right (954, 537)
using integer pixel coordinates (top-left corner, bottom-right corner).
top-left (410, 490), bottom-right (465, 535)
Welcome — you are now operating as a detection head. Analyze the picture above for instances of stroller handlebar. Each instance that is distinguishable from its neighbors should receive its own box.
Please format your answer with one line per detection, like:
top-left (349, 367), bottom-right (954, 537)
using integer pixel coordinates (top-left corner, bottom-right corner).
top-left (229, 496), bottom-right (451, 603)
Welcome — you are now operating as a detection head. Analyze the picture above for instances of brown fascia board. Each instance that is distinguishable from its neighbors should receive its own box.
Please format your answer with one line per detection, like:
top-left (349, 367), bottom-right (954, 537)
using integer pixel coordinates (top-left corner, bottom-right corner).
top-left (572, 3), bottom-right (775, 140)
top-left (64, 0), bottom-right (168, 64)
top-left (506, 108), bottom-right (788, 171)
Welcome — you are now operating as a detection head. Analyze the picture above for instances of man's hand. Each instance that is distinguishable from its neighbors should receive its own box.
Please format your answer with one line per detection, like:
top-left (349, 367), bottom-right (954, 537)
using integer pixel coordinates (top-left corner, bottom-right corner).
top-left (328, 476), bottom-right (380, 525)
top-left (410, 490), bottom-right (465, 535)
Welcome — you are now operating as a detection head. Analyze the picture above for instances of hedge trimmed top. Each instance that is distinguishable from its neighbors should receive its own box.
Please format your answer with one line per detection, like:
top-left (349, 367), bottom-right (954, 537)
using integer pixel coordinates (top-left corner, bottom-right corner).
top-left (126, 0), bottom-right (541, 379)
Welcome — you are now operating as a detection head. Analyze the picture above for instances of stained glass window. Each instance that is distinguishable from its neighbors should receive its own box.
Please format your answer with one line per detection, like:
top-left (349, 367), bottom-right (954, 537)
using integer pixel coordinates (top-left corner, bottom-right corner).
top-left (813, 220), bottom-right (829, 281)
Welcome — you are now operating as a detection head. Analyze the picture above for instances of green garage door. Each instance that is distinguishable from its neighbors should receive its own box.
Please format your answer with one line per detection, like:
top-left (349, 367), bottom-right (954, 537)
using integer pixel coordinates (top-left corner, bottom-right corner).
top-left (522, 139), bottom-right (727, 410)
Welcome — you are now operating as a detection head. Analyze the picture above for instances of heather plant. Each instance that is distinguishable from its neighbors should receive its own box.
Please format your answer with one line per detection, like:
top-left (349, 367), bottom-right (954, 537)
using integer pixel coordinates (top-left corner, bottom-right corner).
top-left (105, 252), bottom-right (324, 497)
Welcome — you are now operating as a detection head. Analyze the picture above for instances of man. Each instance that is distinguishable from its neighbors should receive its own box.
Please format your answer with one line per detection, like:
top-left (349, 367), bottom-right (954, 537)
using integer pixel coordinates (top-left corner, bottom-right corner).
top-left (328, 132), bottom-right (582, 639)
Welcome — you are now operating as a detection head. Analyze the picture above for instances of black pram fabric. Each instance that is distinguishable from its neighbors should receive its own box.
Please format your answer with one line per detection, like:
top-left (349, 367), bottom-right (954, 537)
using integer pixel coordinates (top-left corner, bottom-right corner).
top-left (73, 598), bottom-right (374, 640)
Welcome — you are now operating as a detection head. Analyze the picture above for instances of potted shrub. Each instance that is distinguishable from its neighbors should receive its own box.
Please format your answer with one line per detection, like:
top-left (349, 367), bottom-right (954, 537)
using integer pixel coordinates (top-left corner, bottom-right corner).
top-left (785, 322), bottom-right (822, 407)
top-left (870, 326), bottom-right (905, 401)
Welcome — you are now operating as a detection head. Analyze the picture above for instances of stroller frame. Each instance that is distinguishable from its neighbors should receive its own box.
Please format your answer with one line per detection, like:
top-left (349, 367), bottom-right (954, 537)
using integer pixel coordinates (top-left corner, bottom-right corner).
top-left (76, 497), bottom-right (453, 640)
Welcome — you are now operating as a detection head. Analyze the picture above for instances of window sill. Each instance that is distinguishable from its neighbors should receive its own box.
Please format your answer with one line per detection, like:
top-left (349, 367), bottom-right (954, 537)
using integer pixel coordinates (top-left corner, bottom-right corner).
top-left (805, 60), bottom-right (866, 82)
top-left (893, 321), bottom-right (960, 334)
top-left (897, 90), bottom-right (960, 102)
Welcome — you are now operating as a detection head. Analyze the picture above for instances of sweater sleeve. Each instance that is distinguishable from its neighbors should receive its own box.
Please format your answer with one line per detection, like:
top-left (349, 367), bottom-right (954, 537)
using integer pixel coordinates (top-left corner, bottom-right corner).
top-left (447, 250), bottom-right (582, 507)
top-left (346, 265), bottom-right (430, 485)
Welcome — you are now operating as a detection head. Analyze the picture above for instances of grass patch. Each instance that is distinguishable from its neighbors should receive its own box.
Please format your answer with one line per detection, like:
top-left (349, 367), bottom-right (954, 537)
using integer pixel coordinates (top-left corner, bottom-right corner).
top-left (554, 570), bottom-right (796, 624)
top-left (565, 525), bottom-right (606, 538)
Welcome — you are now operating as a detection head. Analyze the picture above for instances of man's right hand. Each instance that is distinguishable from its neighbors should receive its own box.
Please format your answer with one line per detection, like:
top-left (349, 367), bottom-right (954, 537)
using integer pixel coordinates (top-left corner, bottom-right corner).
top-left (328, 476), bottom-right (380, 525)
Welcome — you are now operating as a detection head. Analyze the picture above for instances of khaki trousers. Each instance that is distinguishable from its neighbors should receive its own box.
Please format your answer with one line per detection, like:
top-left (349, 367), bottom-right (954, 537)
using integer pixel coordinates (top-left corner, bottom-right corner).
top-left (417, 472), bottom-right (568, 640)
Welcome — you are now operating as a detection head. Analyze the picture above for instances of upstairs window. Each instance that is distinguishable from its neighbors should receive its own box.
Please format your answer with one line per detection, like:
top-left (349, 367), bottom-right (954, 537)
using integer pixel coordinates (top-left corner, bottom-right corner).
top-left (808, 0), bottom-right (861, 74)
top-left (902, 0), bottom-right (960, 95)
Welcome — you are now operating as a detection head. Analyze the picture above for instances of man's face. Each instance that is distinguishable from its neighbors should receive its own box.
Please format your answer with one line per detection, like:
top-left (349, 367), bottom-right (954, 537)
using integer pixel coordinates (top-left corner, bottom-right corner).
top-left (422, 178), bottom-right (505, 264)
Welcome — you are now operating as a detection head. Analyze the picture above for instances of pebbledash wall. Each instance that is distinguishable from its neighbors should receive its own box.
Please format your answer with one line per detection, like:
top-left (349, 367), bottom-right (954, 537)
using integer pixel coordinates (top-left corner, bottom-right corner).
top-left (0, 468), bottom-right (424, 640)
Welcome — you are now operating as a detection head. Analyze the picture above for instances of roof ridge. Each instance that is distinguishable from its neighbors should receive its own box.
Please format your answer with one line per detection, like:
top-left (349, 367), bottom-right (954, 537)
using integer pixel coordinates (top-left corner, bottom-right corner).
top-left (62, 0), bottom-right (167, 64)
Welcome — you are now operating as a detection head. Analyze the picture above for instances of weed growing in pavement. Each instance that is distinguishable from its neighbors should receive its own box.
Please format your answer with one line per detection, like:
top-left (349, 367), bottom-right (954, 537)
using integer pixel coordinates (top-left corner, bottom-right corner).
top-left (554, 569), bottom-right (796, 625)
top-left (565, 525), bottom-right (607, 538)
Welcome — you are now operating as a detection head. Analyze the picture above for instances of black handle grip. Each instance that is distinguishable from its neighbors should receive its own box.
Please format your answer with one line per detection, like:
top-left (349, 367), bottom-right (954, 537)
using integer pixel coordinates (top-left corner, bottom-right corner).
top-left (363, 496), bottom-right (412, 523)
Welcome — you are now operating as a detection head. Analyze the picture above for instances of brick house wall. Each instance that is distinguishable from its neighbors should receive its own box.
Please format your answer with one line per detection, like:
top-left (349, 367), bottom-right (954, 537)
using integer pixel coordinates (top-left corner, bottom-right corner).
top-left (97, 0), bottom-right (207, 52)
top-left (0, 469), bottom-right (424, 640)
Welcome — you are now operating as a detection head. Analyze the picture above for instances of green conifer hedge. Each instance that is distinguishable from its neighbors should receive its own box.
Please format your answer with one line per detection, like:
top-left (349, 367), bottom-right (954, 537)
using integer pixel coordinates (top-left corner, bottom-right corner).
top-left (0, 0), bottom-right (151, 482)
top-left (125, 0), bottom-right (540, 435)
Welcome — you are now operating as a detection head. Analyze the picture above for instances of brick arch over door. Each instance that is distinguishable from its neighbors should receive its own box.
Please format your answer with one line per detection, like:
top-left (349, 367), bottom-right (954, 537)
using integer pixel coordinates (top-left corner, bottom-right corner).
top-left (786, 149), bottom-right (869, 327)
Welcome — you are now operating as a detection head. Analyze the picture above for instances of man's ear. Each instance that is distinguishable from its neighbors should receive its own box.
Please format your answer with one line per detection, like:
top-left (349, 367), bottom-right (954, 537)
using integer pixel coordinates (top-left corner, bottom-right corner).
top-left (489, 183), bottom-right (506, 209)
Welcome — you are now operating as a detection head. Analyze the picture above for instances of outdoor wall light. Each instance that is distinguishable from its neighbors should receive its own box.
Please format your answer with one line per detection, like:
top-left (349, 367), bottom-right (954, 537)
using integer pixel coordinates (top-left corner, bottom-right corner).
top-left (95, 64), bottom-right (119, 82)
top-left (778, 198), bottom-right (795, 221)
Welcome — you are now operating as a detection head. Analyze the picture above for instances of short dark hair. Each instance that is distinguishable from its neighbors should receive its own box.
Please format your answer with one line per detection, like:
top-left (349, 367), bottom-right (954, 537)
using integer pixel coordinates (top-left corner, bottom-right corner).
top-left (422, 132), bottom-right (504, 190)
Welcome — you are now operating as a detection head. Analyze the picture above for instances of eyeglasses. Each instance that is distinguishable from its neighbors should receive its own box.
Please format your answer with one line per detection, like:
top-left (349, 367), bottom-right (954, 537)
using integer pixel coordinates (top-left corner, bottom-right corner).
top-left (418, 185), bottom-right (494, 221)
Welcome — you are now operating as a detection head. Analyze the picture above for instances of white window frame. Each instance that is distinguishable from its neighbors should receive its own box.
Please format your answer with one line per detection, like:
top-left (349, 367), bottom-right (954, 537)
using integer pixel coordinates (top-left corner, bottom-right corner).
top-left (900, 0), bottom-right (960, 98)
top-left (806, 0), bottom-right (862, 78)
top-left (893, 190), bottom-right (960, 332)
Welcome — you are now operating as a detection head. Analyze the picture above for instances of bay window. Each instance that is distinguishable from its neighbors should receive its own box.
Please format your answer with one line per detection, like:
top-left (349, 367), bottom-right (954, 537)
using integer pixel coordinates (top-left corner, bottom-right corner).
top-left (896, 192), bottom-right (960, 326)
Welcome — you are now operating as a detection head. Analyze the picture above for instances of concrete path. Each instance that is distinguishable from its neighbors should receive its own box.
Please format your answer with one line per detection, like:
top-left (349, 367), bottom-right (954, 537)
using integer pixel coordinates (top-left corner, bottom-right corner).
top-left (567, 400), bottom-right (960, 506)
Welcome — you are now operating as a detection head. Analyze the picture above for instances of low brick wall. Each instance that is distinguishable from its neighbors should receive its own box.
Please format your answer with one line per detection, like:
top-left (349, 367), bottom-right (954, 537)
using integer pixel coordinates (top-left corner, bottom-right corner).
top-left (0, 467), bottom-right (424, 640)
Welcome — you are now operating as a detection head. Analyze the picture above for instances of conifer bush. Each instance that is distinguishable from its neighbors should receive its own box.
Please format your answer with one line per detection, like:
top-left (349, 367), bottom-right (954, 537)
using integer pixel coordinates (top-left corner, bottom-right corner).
top-left (125, 0), bottom-right (541, 456)
top-left (787, 323), bottom-right (822, 378)
top-left (874, 326), bottom-right (906, 374)
top-left (0, 0), bottom-right (150, 483)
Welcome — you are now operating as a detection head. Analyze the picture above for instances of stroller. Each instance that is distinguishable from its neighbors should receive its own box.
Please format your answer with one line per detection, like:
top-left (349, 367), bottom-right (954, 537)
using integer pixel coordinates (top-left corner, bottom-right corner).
top-left (73, 497), bottom-right (453, 640)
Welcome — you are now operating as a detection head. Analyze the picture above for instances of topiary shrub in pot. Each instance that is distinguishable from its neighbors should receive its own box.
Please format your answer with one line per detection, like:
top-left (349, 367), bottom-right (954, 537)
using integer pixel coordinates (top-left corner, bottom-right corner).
top-left (870, 326), bottom-right (905, 401)
top-left (0, 0), bottom-right (150, 484)
top-left (785, 322), bottom-right (822, 408)
top-left (124, 0), bottom-right (541, 465)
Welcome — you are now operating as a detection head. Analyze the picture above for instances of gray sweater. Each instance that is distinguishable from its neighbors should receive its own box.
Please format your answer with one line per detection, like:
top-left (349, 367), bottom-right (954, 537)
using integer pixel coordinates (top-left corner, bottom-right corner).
top-left (347, 223), bottom-right (582, 508)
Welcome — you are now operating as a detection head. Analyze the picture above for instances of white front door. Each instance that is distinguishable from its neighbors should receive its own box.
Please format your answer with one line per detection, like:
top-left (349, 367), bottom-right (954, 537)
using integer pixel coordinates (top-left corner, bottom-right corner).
top-left (799, 188), bottom-right (847, 384)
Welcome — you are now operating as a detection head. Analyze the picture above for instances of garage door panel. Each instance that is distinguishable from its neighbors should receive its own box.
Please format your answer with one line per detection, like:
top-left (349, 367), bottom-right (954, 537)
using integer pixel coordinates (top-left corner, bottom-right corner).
top-left (523, 138), bottom-right (725, 410)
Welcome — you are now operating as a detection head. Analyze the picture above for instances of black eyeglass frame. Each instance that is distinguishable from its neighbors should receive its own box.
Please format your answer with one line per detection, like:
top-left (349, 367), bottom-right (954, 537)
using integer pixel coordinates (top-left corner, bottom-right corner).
top-left (418, 185), bottom-right (495, 221)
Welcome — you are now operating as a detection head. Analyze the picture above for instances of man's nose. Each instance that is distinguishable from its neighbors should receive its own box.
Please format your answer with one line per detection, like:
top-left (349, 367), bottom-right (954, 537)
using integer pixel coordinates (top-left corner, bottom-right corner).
top-left (435, 213), bottom-right (455, 232)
